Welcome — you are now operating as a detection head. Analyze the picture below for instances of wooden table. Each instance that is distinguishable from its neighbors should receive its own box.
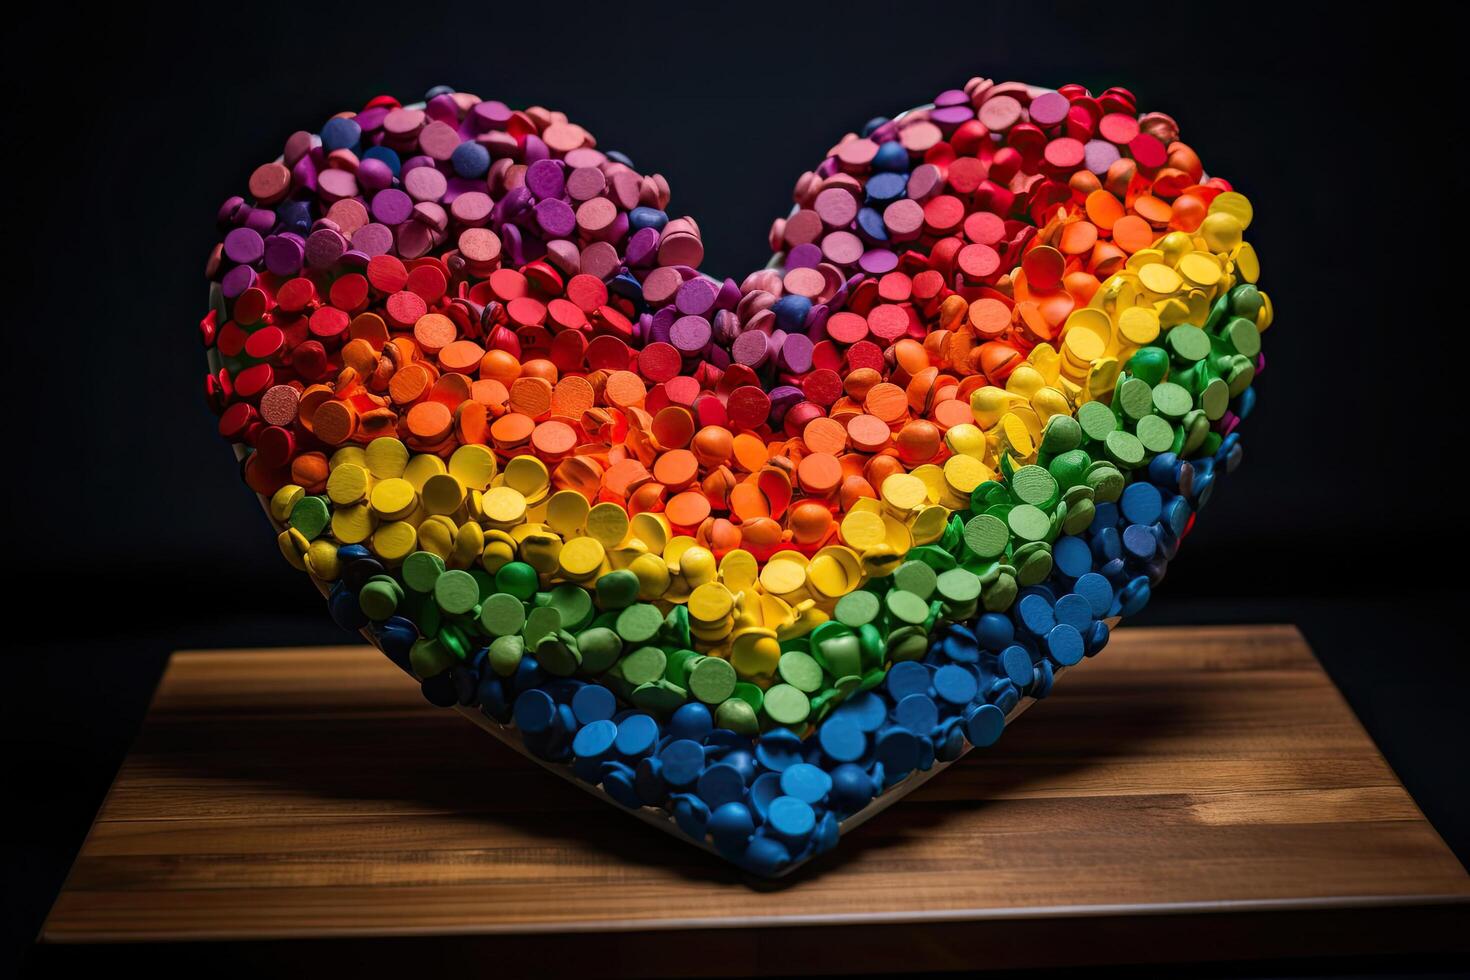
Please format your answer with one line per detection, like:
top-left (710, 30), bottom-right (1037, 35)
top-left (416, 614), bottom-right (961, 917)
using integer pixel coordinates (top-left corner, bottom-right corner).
top-left (37, 625), bottom-right (1470, 975)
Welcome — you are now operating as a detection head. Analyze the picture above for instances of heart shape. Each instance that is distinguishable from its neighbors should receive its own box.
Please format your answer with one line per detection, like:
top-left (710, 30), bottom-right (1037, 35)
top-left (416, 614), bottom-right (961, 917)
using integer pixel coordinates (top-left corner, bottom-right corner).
top-left (201, 76), bottom-right (1268, 877)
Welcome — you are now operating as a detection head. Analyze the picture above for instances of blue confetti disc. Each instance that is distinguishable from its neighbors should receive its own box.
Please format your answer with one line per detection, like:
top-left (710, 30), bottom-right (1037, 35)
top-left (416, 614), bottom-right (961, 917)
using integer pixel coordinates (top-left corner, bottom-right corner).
top-left (975, 612), bottom-right (1015, 649)
top-left (875, 727), bottom-right (920, 774)
top-left (779, 763), bottom-right (833, 805)
top-left (1053, 593), bottom-right (1094, 630)
top-left (749, 771), bottom-right (783, 821)
top-left (965, 703), bottom-right (1006, 747)
top-left (512, 689), bottom-right (556, 734)
top-left (1000, 645), bottom-right (1034, 687)
top-left (1074, 573), bottom-right (1114, 617)
top-left (669, 701), bottom-right (713, 741)
top-left (886, 661), bottom-right (930, 700)
top-left (696, 762), bottom-right (747, 809)
top-left (754, 728), bottom-right (805, 772)
top-left (659, 739), bottom-right (705, 787)
top-left (613, 713), bottom-right (660, 757)
top-left (572, 718), bottom-right (617, 760)
top-left (933, 664), bottom-right (979, 705)
top-left (571, 683), bottom-right (616, 725)
top-left (767, 796), bottom-right (816, 841)
top-left (1121, 481), bottom-right (1164, 525)
top-left (1045, 624), bottom-right (1085, 666)
top-left (1053, 535), bottom-right (1093, 578)
top-left (829, 763), bottom-right (875, 813)
top-left (895, 692), bottom-right (939, 732)
top-left (708, 801), bottom-right (755, 848)
top-left (817, 714), bottom-right (867, 763)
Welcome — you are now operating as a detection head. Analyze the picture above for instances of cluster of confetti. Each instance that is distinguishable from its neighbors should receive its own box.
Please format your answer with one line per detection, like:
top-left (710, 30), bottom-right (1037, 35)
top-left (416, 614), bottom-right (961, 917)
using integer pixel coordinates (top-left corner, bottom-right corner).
top-left (203, 77), bottom-right (1267, 875)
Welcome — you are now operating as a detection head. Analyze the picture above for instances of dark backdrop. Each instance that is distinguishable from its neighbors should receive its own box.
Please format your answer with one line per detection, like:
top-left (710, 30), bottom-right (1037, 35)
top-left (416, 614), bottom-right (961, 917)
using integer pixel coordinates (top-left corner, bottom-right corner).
top-left (7, 2), bottom-right (1465, 976)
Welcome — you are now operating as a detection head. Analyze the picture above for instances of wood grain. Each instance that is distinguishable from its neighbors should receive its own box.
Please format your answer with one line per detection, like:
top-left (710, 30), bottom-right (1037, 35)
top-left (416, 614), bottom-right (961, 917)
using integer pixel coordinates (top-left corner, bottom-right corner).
top-left (38, 625), bottom-right (1470, 974)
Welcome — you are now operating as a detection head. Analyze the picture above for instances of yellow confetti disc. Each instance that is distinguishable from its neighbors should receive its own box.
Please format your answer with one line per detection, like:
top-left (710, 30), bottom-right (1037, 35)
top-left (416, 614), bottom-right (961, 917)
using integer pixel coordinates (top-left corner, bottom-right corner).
top-left (761, 558), bottom-right (808, 595)
top-left (631, 512), bottom-right (669, 553)
top-left (967, 390), bottom-right (1008, 429)
top-left (559, 537), bottom-right (606, 578)
top-left (326, 463), bottom-right (370, 505)
top-left (402, 453), bottom-right (447, 491)
top-left (369, 478), bottom-right (417, 520)
top-left (909, 464), bottom-right (947, 503)
top-left (365, 437), bottom-right (409, 479)
top-left (840, 510), bottom-right (886, 549)
top-left (689, 582), bottom-right (735, 622)
top-left (882, 513), bottom-right (913, 554)
top-left (270, 484), bottom-right (304, 523)
top-left (731, 632), bottom-right (780, 679)
top-left (329, 446), bottom-right (368, 471)
top-left (1234, 242), bottom-right (1260, 283)
top-left (943, 453), bottom-right (992, 496)
top-left (448, 444), bottom-right (497, 491)
top-left (277, 527), bottom-right (309, 570)
top-left (629, 553), bottom-right (671, 598)
top-left (679, 545), bottom-right (717, 586)
top-left (418, 515), bottom-right (457, 558)
top-left (330, 502), bottom-right (376, 544)
top-left (1209, 191), bottom-right (1253, 229)
top-left (305, 539), bottom-right (340, 580)
top-left (482, 486), bottom-right (527, 524)
top-left (1063, 325), bottom-right (1106, 363)
top-left (945, 421), bottom-right (988, 458)
top-left (911, 504), bottom-right (949, 544)
top-left (371, 521), bottom-right (418, 562)
top-left (588, 502), bottom-right (631, 548)
top-left (546, 490), bottom-right (590, 537)
top-left (503, 455), bottom-right (549, 497)
top-left (1200, 212), bottom-right (1243, 253)
top-left (1000, 413), bottom-right (1034, 456)
top-left (1177, 251), bottom-right (1222, 288)
top-left (1117, 306), bottom-right (1160, 345)
top-left (880, 473), bottom-right (927, 513)
top-left (1138, 262), bottom-right (1183, 295)
top-left (719, 549), bottom-right (759, 591)
top-left (805, 554), bottom-right (851, 598)
top-left (421, 473), bottom-right (465, 516)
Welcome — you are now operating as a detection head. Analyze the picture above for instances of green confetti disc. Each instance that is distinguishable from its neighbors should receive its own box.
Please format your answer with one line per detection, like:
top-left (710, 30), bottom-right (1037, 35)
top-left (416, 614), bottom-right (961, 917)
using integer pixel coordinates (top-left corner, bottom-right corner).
top-left (400, 551), bottom-right (444, 593)
top-left (1151, 382), bottom-right (1193, 419)
top-left (433, 569), bottom-right (480, 615)
top-left (1117, 378), bottom-right (1154, 420)
top-left (1077, 400), bottom-right (1118, 440)
top-left (478, 592), bottom-right (525, 637)
top-left (1136, 414), bottom-right (1176, 453)
top-left (892, 560), bottom-right (937, 600)
top-left (885, 590), bottom-right (930, 625)
top-left (615, 603), bottom-right (664, 643)
top-left (763, 684), bottom-right (811, 725)
top-left (936, 567), bottom-right (982, 604)
top-left (1007, 503), bottom-right (1050, 542)
top-left (1103, 429), bottom-right (1146, 468)
top-left (1167, 324), bottom-right (1211, 361)
top-left (834, 589), bottom-right (880, 627)
top-left (289, 496), bottom-right (330, 539)
top-left (619, 646), bottom-right (667, 685)
top-left (1011, 464), bottom-right (1059, 508)
top-left (689, 655), bottom-right (737, 703)
top-left (575, 627), bottom-right (621, 674)
top-left (964, 513), bottom-right (1010, 559)
top-left (778, 650), bottom-right (825, 693)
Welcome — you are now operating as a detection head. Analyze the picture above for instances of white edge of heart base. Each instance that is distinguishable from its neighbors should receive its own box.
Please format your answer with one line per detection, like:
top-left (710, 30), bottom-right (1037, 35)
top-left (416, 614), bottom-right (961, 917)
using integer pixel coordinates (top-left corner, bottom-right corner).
top-left (206, 88), bottom-right (1095, 879)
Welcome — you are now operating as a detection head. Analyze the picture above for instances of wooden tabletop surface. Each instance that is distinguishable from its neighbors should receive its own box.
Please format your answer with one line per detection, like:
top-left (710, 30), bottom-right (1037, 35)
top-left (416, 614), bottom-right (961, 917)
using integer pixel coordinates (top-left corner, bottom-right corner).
top-left (38, 625), bottom-right (1470, 974)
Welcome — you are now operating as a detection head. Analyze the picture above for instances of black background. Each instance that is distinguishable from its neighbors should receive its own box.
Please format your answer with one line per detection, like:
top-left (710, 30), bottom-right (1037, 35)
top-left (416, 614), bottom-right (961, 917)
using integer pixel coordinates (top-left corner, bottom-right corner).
top-left (6, 2), bottom-right (1466, 976)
